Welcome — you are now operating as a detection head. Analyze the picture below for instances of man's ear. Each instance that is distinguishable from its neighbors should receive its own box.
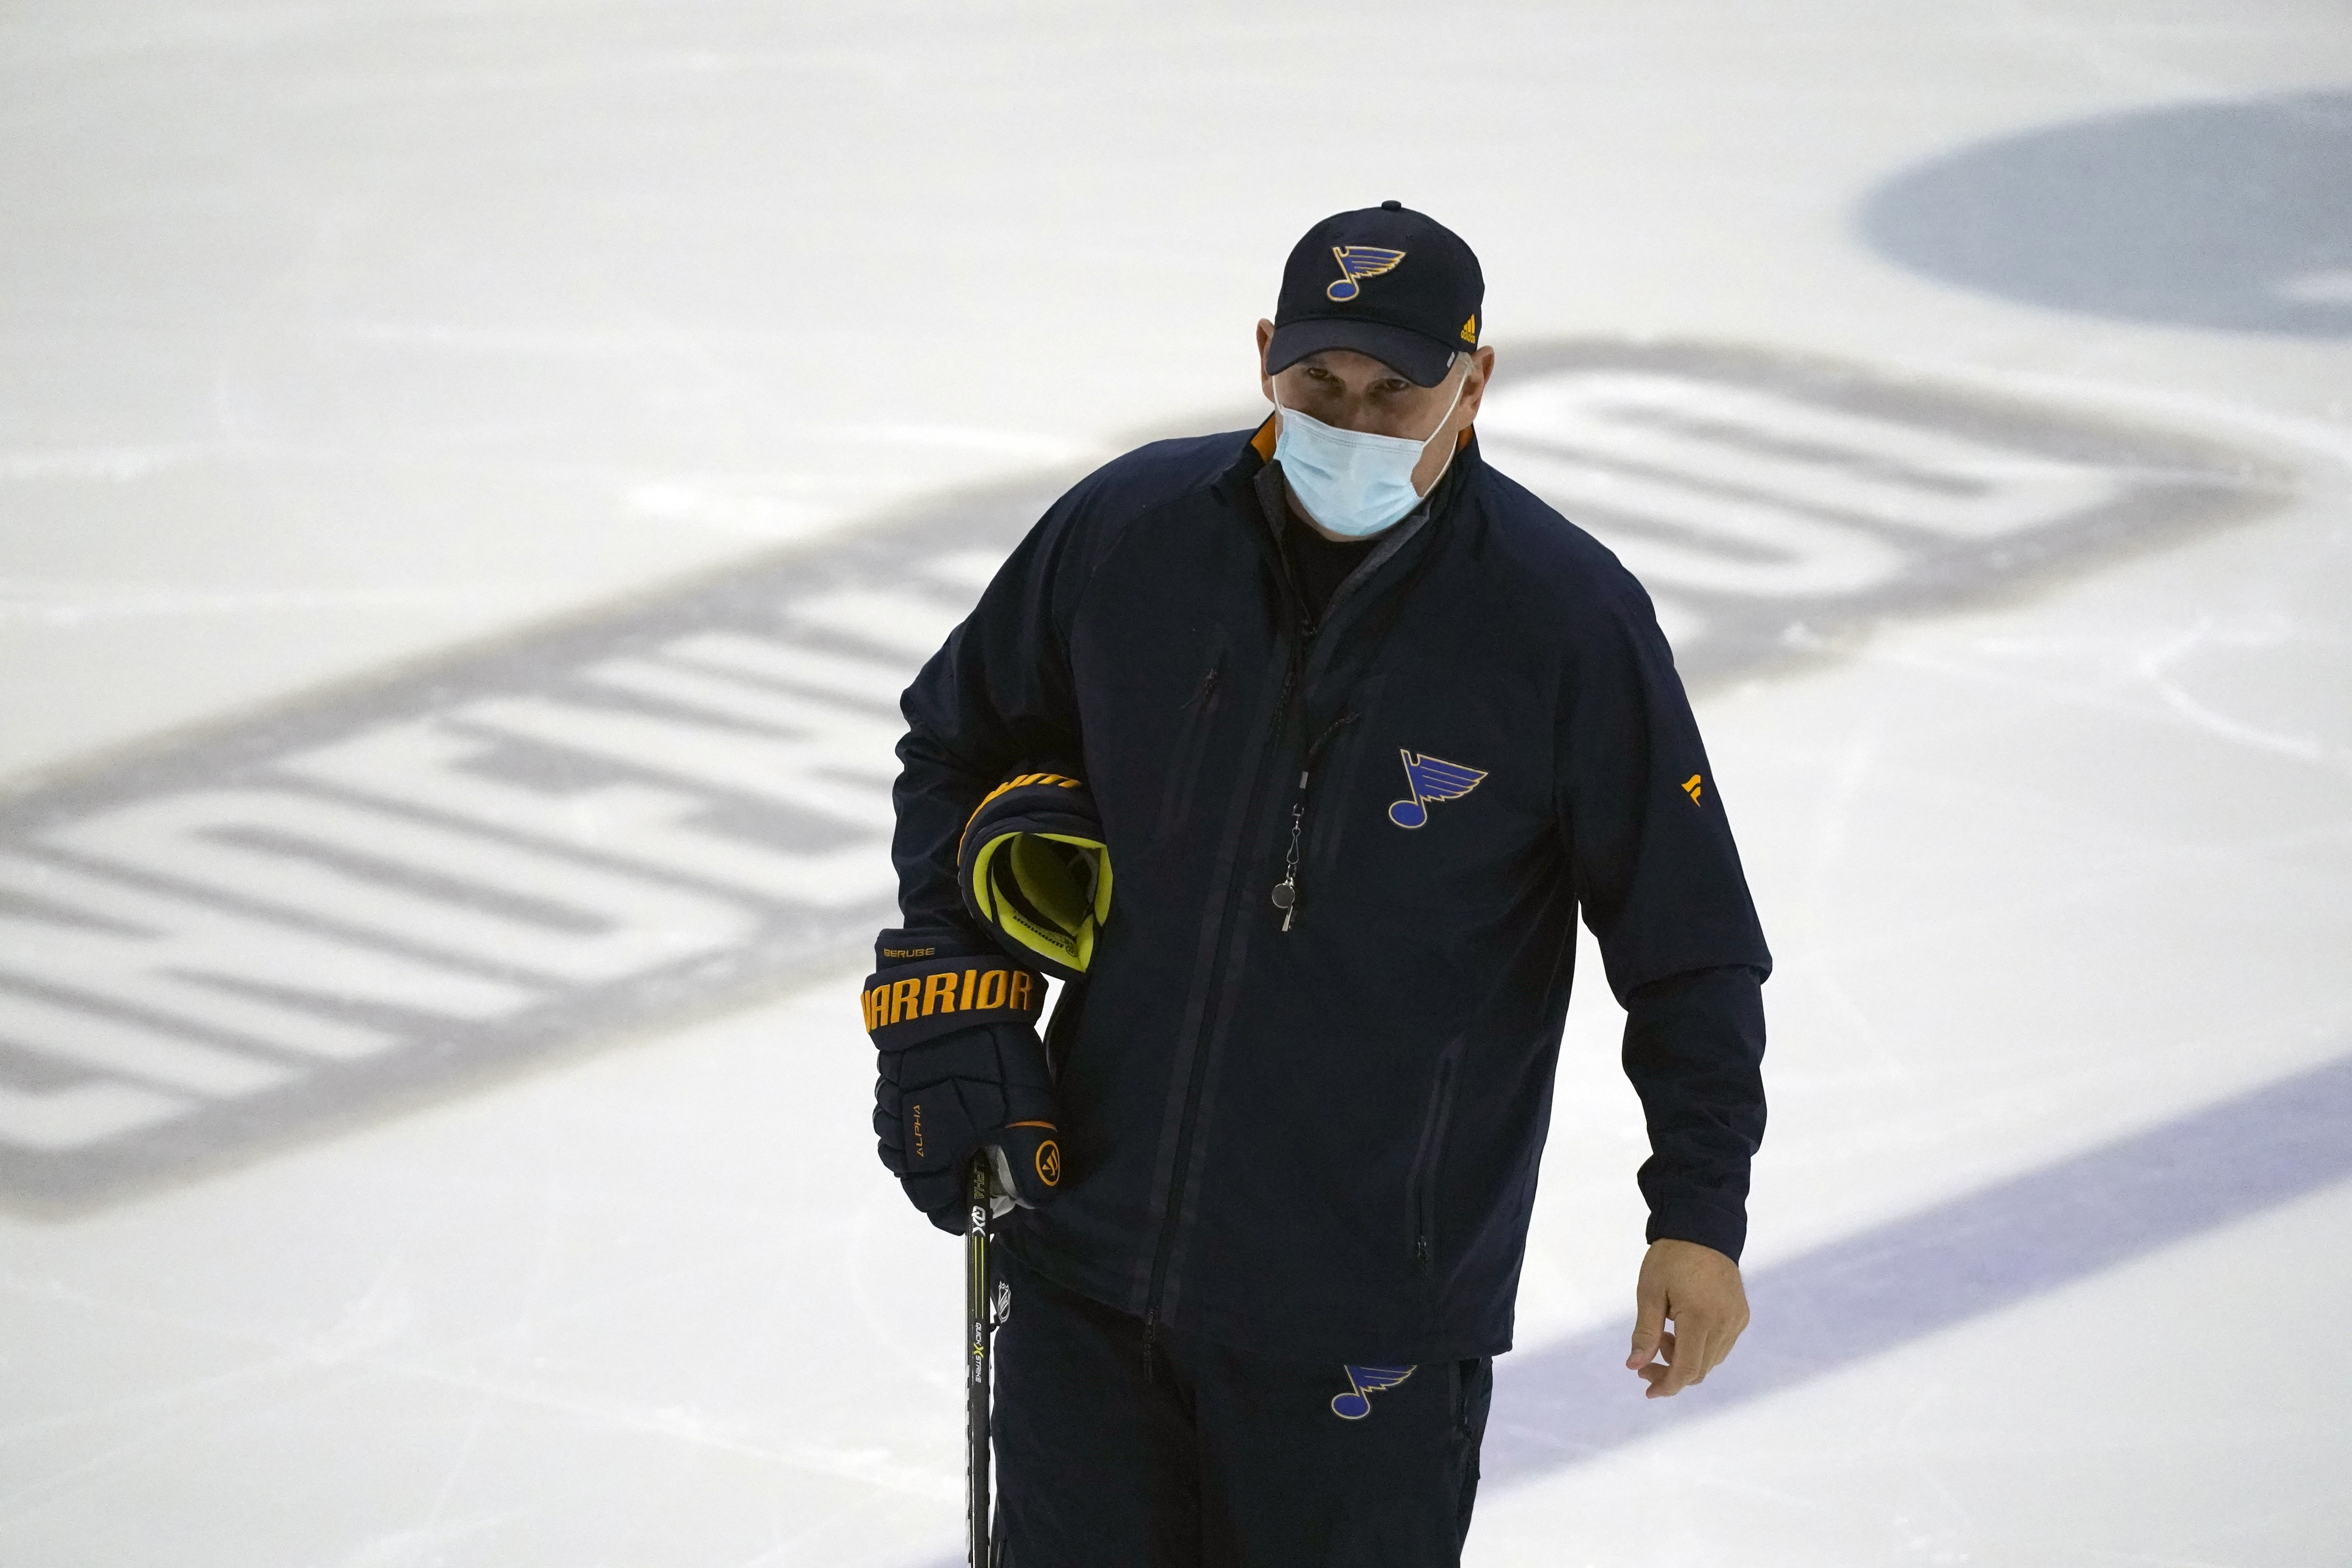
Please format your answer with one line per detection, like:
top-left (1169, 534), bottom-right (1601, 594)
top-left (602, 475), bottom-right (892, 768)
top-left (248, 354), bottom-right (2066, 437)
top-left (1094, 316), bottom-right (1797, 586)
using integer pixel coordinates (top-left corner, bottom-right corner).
top-left (1256, 319), bottom-right (1277, 400)
top-left (1459, 344), bottom-right (1496, 423)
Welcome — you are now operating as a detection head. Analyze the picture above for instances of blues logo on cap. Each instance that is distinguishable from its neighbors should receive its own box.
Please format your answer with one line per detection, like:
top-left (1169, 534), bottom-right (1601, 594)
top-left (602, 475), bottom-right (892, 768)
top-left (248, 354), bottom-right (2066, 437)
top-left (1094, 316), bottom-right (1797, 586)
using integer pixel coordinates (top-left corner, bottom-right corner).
top-left (1327, 246), bottom-right (1406, 301)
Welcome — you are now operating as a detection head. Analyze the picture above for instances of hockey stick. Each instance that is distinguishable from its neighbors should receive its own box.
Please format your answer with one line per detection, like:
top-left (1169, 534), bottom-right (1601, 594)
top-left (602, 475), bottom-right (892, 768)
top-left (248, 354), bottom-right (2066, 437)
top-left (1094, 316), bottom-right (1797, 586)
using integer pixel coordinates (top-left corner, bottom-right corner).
top-left (965, 1155), bottom-right (998, 1567)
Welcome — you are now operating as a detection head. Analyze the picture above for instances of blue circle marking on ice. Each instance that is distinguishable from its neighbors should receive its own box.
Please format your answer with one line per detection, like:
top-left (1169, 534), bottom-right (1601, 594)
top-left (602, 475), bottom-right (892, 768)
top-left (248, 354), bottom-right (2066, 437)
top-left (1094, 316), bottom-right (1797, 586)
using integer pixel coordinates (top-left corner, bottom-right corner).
top-left (1860, 92), bottom-right (2352, 337)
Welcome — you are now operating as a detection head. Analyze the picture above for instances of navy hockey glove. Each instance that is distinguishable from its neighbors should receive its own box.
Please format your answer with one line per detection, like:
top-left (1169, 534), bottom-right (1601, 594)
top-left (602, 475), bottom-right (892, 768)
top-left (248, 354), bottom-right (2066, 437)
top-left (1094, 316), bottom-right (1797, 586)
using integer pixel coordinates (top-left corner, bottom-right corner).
top-left (862, 928), bottom-right (1063, 1232)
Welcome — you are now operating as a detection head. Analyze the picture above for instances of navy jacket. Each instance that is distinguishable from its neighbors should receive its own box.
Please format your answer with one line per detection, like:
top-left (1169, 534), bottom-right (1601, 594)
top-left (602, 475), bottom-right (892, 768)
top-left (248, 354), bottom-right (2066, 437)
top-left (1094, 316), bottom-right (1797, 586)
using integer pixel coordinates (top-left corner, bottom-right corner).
top-left (891, 422), bottom-right (1770, 1363)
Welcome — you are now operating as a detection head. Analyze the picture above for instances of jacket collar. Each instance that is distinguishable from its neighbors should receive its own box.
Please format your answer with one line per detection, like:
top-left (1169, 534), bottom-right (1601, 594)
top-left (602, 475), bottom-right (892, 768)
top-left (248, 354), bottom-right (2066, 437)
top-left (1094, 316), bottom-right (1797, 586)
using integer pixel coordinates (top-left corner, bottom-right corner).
top-left (1233, 416), bottom-right (1482, 630)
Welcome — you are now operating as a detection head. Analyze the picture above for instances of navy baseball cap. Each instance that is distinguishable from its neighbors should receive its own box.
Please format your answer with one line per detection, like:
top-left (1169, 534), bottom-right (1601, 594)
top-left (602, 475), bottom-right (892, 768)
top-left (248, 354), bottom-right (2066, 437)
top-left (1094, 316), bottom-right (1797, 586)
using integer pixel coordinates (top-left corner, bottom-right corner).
top-left (1266, 201), bottom-right (1484, 387)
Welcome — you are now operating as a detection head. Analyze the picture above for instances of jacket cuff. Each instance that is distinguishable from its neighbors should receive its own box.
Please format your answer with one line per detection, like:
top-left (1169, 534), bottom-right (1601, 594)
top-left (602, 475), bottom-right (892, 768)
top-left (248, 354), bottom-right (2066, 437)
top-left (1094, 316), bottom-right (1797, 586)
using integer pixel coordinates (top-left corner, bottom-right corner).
top-left (1639, 1187), bottom-right (1748, 1263)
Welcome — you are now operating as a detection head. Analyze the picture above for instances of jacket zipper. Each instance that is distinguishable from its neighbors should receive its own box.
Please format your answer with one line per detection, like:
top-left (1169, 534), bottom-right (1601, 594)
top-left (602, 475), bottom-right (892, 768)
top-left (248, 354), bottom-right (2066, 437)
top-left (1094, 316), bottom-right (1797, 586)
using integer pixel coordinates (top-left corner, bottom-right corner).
top-left (1408, 1039), bottom-right (1465, 1276)
top-left (1140, 462), bottom-right (1431, 1350)
top-left (1141, 619), bottom-right (1309, 1358)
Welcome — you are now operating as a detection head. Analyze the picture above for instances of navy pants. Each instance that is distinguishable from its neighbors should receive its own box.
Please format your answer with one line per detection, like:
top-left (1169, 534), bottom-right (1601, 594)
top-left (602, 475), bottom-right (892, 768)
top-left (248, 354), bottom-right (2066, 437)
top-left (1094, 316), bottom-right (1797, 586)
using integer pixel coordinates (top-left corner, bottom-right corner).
top-left (991, 1249), bottom-right (1492, 1567)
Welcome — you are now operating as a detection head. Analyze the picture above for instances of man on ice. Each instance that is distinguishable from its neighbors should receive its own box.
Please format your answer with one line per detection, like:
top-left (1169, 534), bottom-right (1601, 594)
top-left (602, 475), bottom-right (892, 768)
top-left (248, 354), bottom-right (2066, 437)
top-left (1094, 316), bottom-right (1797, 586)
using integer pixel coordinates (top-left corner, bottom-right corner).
top-left (862, 203), bottom-right (1771, 1565)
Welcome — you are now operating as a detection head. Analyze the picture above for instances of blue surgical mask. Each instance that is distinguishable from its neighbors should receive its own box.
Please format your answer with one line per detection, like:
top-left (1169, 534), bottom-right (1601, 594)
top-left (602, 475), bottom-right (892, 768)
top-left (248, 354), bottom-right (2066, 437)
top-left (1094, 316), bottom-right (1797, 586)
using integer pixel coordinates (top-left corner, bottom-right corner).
top-left (1272, 368), bottom-right (1467, 539)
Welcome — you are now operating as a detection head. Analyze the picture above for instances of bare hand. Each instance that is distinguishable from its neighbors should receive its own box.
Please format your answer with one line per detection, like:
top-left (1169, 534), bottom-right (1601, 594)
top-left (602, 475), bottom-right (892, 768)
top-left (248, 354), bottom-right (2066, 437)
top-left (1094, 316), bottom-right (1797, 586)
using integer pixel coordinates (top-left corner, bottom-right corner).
top-left (1625, 1238), bottom-right (1749, 1398)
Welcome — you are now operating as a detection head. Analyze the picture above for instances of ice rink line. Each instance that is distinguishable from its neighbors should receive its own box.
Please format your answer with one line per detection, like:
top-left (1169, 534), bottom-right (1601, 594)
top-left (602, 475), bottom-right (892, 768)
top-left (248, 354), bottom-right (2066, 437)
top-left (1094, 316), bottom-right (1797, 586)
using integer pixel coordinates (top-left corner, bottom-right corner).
top-left (1483, 1044), bottom-right (2352, 1483)
top-left (0, 341), bottom-right (2285, 1209)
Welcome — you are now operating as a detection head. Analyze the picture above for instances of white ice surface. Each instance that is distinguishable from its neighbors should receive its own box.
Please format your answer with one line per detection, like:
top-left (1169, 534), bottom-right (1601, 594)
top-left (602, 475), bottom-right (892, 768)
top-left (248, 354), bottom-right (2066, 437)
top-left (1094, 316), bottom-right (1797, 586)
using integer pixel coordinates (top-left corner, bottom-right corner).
top-left (3, 2), bottom-right (2350, 1564)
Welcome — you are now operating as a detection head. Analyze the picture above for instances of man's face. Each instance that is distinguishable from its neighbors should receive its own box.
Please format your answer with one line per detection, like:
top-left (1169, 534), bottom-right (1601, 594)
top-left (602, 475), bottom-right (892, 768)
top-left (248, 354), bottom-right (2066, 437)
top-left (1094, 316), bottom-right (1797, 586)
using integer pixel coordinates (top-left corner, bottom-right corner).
top-left (1254, 319), bottom-right (1495, 499)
